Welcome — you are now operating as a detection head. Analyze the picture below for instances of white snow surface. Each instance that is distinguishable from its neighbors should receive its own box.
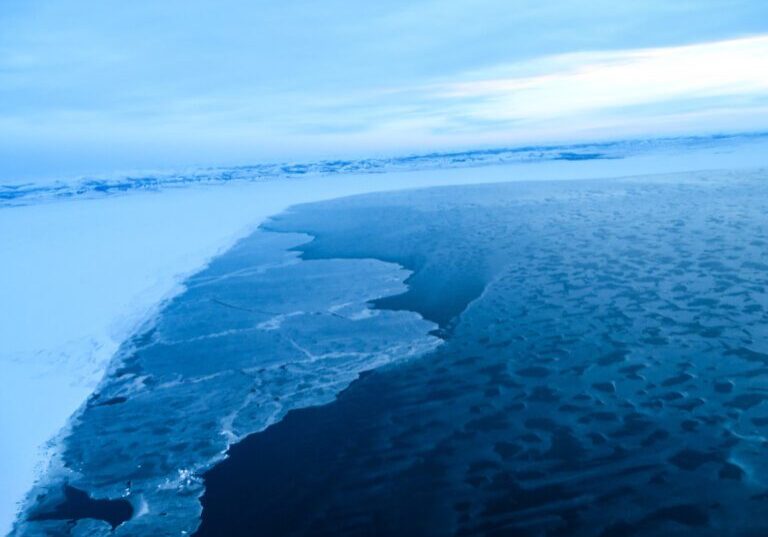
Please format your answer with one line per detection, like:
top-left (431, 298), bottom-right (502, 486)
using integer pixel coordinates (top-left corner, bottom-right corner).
top-left (2, 141), bottom-right (768, 535)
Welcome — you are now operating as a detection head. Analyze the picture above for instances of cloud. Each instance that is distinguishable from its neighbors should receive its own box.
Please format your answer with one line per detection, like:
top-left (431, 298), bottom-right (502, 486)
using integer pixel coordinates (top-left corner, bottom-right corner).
top-left (430, 36), bottom-right (768, 122)
top-left (1, 1), bottom-right (768, 178)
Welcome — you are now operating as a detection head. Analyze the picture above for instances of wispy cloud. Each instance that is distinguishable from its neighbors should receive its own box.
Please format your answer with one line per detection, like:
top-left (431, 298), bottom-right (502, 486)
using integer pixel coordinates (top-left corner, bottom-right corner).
top-left (279, 35), bottom-right (768, 149)
top-left (426, 36), bottom-right (768, 124)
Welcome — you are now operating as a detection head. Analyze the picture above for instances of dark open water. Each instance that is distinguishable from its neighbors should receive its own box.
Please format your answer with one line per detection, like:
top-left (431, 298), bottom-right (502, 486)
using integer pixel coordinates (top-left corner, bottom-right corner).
top-left (197, 172), bottom-right (768, 537)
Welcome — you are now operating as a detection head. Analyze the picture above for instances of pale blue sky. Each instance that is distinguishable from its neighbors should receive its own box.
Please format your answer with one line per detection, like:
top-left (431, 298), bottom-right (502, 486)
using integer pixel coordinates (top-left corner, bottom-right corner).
top-left (1, 0), bottom-right (768, 180)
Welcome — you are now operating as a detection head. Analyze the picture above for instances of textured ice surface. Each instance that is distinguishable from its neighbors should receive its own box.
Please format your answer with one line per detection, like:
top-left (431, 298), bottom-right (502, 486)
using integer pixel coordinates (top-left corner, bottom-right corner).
top-left (198, 170), bottom-right (768, 536)
top-left (13, 230), bottom-right (439, 536)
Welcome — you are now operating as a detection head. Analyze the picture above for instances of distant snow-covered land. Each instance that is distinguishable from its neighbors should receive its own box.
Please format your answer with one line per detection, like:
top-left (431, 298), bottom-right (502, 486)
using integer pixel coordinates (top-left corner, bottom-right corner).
top-left (2, 132), bottom-right (766, 207)
top-left (1, 134), bottom-right (768, 535)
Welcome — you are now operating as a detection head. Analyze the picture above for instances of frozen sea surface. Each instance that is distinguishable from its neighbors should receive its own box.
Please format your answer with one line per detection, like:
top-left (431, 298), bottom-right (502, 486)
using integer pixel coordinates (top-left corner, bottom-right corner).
top-left (7, 136), bottom-right (768, 535)
top-left (13, 230), bottom-right (439, 536)
top-left (8, 166), bottom-right (768, 536)
top-left (194, 170), bottom-right (768, 536)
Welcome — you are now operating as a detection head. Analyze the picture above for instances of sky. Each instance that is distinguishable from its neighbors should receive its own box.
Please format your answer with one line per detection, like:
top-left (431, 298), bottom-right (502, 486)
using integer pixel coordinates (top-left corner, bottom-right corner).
top-left (1, 0), bottom-right (768, 181)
